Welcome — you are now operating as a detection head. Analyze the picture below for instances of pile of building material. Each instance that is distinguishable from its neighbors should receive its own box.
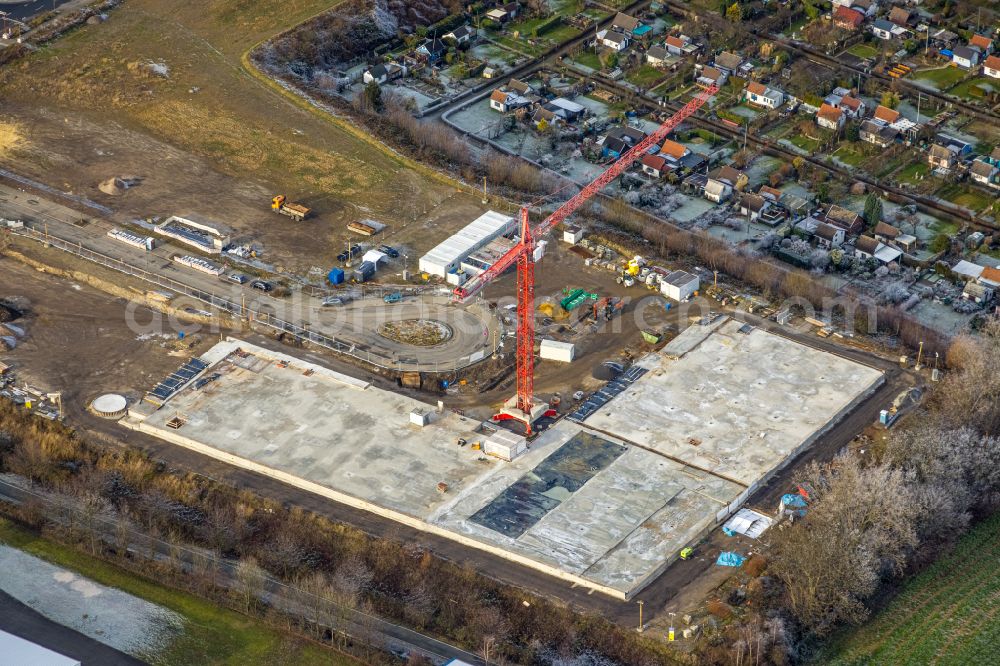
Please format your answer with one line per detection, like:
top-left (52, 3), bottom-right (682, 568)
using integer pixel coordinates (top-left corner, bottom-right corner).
top-left (172, 255), bottom-right (223, 276)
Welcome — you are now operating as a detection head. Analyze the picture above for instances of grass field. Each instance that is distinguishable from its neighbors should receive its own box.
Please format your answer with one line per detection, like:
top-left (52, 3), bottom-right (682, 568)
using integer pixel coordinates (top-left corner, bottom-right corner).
top-left (0, 518), bottom-right (354, 666)
top-left (912, 66), bottom-right (968, 91)
top-left (821, 510), bottom-right (1000, 665)
top-left (938, 183), bottom-right (997, 212)
top-left (573, 50), bottom-right (602, 70)
top-left (847, 43), bottom-right (879, 60)
top-left (947, 77), bottom-right (997, 101)
top-left (0, 0), bottom-right (470, 227)
top-left (896, 161), bottom-right (931, 184)
top-left (626, 64), bottom-right (666, 88)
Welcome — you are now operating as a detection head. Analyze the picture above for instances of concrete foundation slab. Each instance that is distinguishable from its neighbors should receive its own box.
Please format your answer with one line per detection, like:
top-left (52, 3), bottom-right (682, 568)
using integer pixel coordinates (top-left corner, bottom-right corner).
top-left (128, 324), bottom-right (882, 600)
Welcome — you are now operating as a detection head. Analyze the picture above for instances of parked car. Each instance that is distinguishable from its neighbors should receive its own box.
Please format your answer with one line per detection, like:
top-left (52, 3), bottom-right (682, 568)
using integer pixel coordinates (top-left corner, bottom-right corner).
top-left (251, 280), bottom-right (273, 292)
top-left (337, 244), bottom-right (362, 262)
top-left (322, 295), bottom-right (351, 307)
top-left (227, 272), bottom-right (248, 284)
top-left (378, 244), bottom-right (400, 258)
top-left (383, 291), bottom-right (403, 304)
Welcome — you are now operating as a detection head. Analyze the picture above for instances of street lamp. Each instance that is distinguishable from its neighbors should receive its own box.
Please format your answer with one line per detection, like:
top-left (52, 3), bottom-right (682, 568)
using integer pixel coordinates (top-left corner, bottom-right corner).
top-left (636, 600), bottom-right (644, 633)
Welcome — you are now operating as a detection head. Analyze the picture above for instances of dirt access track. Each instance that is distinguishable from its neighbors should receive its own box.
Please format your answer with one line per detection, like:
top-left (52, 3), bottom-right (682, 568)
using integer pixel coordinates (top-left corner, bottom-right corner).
top-left (0, 0), bottom-right (491, 275)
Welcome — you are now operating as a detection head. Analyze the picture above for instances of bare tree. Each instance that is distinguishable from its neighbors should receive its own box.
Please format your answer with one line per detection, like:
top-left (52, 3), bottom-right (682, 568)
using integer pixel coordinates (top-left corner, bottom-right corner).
top-left (235, 556), bottom-right (267, 614)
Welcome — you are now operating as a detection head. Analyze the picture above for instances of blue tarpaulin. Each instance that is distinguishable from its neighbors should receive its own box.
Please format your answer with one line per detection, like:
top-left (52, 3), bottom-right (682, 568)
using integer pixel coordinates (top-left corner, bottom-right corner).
top-left (716, 552), bottom-right (745, 567)
top-left (781, 494), bottom-right (807, 508)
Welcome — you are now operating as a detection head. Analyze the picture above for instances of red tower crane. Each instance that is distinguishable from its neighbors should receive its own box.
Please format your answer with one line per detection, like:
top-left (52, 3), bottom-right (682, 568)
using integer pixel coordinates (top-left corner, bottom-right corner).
top-left (454, 85), bottom-right (719, 433)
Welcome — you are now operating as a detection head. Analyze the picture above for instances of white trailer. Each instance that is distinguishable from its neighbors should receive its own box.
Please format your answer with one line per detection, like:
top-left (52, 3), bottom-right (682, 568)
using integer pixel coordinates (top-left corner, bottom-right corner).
top-left (539, 339), bottom-right (575, 363)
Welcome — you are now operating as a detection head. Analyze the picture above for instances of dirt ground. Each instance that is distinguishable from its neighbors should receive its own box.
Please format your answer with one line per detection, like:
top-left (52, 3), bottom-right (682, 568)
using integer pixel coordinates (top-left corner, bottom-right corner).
top-left (0, 0), bottom-right (490, 275)
top-left (0, 257), bottom-right (217, 413)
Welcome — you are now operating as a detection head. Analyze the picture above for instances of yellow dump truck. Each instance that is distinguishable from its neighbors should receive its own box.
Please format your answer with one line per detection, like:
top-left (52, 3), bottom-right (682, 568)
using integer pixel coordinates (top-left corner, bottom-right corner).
top-left (271, 195), bottom-right (311, 222)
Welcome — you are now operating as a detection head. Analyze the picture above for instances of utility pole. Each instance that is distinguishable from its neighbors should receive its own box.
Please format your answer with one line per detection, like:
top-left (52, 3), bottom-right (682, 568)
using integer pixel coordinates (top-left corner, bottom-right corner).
top-left (915, 340), bottom-right (924, 370)
top-left (637, 600), bottom-right (644, 633)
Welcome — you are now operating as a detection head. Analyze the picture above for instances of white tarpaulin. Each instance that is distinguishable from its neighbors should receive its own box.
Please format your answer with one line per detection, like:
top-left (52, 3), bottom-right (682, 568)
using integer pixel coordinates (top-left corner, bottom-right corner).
top-left (723, 508), bottom-right (773, 539)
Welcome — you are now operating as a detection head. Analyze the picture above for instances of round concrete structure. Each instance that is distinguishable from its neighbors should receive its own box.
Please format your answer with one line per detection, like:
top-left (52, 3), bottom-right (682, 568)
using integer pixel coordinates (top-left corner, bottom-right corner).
top-left (90, 394), bottom-right (128, 419)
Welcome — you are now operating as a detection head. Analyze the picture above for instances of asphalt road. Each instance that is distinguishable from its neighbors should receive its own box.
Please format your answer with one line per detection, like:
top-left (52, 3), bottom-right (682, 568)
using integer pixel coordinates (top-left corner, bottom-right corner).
top-left (0, 0), bottom-right (74, 22)
top-left (0, 588), bottom-right (146, 666)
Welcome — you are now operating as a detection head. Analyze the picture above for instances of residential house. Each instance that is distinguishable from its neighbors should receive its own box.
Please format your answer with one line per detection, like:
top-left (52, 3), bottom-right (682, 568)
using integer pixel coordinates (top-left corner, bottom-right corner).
top-left (713, 51), bottom-right (743, 74)
top-left (952, 46), bottom-right (980, 69)
top-left (825, 204), bottom-right (864, 235)
top-left (759, 185), bottom-right (784, 202)
top-left (641, 154), bottom-right (669, 178)
top-left (854, 235), bottom-right (887, 262)
top-left (599, 30), bottom-right (630, 52)
top-left (838, 95), bottom-right (866, 118)
top-left (860, 119), bottom-right (898, 147)
top-left (704, 179), bottom-right (731, 203)
top-left (602, 136), bottom-right (630, 159)
top-left (833, 6), bottom-right (865, 31)
top-left (664, 34), bottom-right (694, 56)
top-left (970, 34), bottom-right (993, 56)
top-left (443, 25), bottom-right (477, 45)
top-left (602, 126), bottom-right (645, 158)
top-left (872, 104), bottom-right (900, 124)
top-left (486, 2), bottom-right (519, 23)
top-left (739, 193), bottom-right (770, 222)
top-left (983, 55), bottom-right (1000, 79)
top-left (363, 62), bottom-right (407, 85)
top-left (970, 159), bottom-right (1000, 189)
top-left (646, 46), bottom-right (671, 67)
top-left (503, 79), bottom-right (530, 95)
top-left (980, 267), bottom-right (1000, 289)
top-left (817, 103), bottom-right (845, 130)
top-left (815, 222), bottom-right (846, 249)
top-left (532, 106), bottom-right (558, 128)
top-left (611, 12), bottom-right (642, 35)
top-left (704, 165), bottom-right (746, 203)
top-left (888, 7), bottom-right (911, 27)
top-left (963, 281), bottom-right (994, 304)
top-left (849, 0), bottom-right (878, 17)
top-left (416, 38), bottom-right (446, 63)
top-left (660, 138), bottom-right (690, 162)
top-left (873, 221), bottom-right (901, 244)
top-left (697, 66), bottom-right (727, 88)
top-left (952, 260), bottom-right (984, 281)
top-left (490, 89), bottom-right (530, 113)
top-left (745, 82), bottom-right (785, 109)
top-left (928, 143), bottom-right (955, 170)
top-left (545, 97), bottom-right (586, 122)
top-left (872, 19), bottom-right (895, 40)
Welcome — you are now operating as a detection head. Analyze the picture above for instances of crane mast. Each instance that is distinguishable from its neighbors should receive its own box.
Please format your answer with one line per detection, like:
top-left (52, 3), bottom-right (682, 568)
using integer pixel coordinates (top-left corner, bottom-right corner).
top-left (455, 85), bottom-right (718, 433)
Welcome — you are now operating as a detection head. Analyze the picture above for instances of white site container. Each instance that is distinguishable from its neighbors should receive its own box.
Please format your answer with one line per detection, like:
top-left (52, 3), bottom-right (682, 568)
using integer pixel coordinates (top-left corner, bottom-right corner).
top-left (483, 430), bottom-right (528, 462)
top-left (539, 339), bottom-right (575, 363)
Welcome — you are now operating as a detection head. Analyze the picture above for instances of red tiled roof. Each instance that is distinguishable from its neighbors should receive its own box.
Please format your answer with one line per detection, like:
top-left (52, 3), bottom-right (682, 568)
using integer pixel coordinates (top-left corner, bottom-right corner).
top-left (833, 6), bottom-right (864, 28)
top-left (984, 55), bottom-right (1000, 70)
top-left (746, 81), bottom-right (767, 95)
top-left (661, 139), bottom-right (688, 159)
top-left (665, 35), bottom-right (685, 48)
top-left (840, 95), bottom-right (862, 111)
top-left (642, 154), bottom-right (668, 171)
top-left (818, 103), bottom-right (844, 123)
top-left (970, 34), bottom-right (993, 51)
top-left (873, 105), bottom-right (900, 123)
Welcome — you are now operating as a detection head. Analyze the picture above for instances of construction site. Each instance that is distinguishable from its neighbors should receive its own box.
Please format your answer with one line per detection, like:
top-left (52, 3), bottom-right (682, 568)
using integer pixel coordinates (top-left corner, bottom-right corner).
top-left (0, 69), bottom-right (896, 606)
top-left (120, 312), bottom-right (883, 600)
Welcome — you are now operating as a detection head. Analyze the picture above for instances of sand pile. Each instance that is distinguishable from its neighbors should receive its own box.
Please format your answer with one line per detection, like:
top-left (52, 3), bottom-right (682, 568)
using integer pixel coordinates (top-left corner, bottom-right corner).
top-left (98, 175), bottom-right (141, 195)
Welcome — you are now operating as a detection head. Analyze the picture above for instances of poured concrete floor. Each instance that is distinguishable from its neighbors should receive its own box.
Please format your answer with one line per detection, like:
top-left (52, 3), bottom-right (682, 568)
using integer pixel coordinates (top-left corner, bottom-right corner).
top-left (131, 325), bottom-right (881, 599)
